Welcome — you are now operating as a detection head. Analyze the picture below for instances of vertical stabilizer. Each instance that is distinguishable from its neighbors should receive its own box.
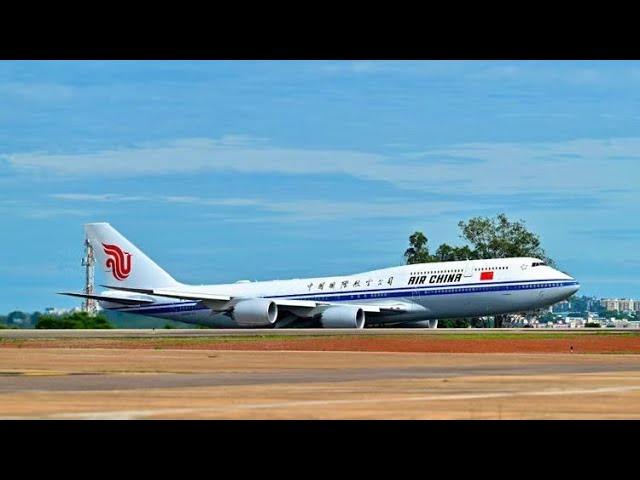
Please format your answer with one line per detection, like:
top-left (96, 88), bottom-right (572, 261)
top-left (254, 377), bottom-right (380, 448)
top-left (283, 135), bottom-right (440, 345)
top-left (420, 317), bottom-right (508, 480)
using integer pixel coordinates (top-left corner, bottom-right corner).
top-left (85, 223), bottom-right (179, 288)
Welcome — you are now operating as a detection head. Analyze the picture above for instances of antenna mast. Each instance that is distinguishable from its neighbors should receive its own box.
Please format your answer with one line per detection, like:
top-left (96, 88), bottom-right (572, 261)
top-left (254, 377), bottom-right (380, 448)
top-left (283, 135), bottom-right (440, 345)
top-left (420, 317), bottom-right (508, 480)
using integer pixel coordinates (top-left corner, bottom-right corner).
top-left (81, 238), bottom-right (98, 316)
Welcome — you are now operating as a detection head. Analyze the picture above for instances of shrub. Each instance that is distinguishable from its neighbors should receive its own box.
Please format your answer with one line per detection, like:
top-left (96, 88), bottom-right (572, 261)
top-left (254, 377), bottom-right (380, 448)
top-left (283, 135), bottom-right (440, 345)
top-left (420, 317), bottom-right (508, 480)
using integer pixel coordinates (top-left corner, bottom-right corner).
top-left (36, 312), bottom-right (115, 329)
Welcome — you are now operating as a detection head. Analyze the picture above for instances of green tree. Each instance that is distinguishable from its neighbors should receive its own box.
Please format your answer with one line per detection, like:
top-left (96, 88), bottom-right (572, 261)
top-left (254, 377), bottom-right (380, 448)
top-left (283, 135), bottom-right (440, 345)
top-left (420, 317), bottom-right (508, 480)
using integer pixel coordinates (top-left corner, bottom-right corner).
top-left (458, 213), bottom-right (554, 266)
top-left (7, 311), bottom-right (28, 326)
top-left (404, 231), bottom-right (432, 264)
top-left (82, 314), bottom-right (115, 329)
top-left (438, 318), bottom-right (472, 328)
top-left (539, 312), bottom-right (556, 323)
top-left (35, 315), bottom-right (82, 329)
top-left (36, 312), bottom-right (115, 329)
top-left (432, 243), bottom-right (477, 262)
top-left (30, 311), bottom-right (42, 327)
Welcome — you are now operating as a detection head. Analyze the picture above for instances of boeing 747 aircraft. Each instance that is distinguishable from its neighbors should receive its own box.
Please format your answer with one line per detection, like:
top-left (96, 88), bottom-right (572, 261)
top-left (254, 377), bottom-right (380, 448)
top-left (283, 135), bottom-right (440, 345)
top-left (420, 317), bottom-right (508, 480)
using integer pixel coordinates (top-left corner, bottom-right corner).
top-left (61, 223), bottom-right (580, 328)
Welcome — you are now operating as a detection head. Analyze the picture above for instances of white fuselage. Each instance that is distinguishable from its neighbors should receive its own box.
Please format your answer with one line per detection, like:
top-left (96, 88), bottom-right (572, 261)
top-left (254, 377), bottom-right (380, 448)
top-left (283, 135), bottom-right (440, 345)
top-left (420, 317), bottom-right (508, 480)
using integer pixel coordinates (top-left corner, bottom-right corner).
top-left (104, 257), bottom-right (579, 328)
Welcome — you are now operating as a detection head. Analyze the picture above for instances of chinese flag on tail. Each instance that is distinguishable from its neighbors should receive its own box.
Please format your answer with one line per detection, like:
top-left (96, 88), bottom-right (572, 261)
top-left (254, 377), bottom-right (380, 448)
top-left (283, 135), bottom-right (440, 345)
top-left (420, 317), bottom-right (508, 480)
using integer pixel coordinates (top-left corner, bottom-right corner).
top-left (480, 271), bottom-right (494, 281)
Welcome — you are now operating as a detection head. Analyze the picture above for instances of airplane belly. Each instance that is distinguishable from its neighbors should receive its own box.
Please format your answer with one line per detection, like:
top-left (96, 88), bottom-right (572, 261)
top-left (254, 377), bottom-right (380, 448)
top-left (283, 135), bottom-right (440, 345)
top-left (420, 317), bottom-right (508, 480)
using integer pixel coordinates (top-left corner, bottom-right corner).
top-left (116, 305), bottom-right (242, 329)
top-left (179, 311), bottom-right (240, 328)
top-left (414, 292), bottom-right (487, 318)
top-left (412, 287), bottom-right (560, 318)
top-left (483, 287), bottom-right (566, 314)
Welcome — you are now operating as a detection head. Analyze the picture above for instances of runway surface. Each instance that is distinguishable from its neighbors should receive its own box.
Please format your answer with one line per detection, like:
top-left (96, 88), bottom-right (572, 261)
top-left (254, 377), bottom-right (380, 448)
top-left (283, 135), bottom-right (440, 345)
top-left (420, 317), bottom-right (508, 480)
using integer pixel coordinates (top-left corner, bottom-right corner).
top-left (1, 328), bottom-right (638, 339)
top-left (2, 349), bottom-right (640, 419)
top-left (3, 362), bottom-right (640, 393)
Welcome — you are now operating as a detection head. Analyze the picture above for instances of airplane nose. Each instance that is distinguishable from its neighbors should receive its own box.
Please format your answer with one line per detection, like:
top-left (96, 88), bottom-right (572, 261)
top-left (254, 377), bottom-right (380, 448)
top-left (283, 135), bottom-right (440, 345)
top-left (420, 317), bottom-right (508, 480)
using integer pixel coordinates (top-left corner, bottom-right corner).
top-left (554, 268), bottom-right (580, 296)
top-left (569, 282), bottom-right (580, 295)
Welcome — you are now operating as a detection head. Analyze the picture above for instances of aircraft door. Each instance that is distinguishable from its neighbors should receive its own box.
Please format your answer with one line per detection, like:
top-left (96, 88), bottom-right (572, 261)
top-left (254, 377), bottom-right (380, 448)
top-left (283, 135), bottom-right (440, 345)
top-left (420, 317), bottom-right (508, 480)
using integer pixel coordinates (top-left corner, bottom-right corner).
top-left (463, 261), bottom-right (474, 277)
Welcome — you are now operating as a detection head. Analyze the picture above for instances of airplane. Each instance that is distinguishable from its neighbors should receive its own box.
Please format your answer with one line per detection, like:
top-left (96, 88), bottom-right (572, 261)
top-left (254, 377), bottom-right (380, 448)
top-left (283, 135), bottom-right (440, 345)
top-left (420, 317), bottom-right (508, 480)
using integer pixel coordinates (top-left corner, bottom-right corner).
top-left (60, 223), bottom-right (580, 328)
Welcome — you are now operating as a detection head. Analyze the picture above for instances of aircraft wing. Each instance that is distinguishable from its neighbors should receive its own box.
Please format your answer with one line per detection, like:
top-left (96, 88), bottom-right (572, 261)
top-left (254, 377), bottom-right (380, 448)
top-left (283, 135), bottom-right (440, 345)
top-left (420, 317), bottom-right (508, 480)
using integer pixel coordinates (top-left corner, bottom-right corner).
top-left (59, 292), bottom-right (155, 305)
top-left (102, 285), bottom-right (408, 314)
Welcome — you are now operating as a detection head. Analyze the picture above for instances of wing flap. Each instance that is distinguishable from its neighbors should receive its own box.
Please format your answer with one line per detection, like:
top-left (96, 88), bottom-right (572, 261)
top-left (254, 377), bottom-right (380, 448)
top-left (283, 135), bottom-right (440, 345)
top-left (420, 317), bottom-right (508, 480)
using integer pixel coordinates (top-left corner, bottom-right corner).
top-left (273, 299), bottom-right (319, 309)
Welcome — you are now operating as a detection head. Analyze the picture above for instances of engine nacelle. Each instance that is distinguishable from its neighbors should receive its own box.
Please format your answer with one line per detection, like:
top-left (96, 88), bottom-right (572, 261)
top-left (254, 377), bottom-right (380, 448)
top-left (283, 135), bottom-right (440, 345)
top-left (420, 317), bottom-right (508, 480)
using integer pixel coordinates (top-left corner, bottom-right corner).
top-left (320, 305), bottom-right (365, 329)
top-left (232, 298), bottom-right (278, 327)
top-left (400, 319), bottom-right (438, 328)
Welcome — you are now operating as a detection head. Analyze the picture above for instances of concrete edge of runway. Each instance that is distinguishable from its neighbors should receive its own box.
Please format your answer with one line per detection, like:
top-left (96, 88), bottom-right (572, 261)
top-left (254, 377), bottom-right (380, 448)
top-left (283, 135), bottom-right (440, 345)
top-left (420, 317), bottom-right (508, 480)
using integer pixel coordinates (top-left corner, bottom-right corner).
top-left (1, 328), bottom-right (639, 339)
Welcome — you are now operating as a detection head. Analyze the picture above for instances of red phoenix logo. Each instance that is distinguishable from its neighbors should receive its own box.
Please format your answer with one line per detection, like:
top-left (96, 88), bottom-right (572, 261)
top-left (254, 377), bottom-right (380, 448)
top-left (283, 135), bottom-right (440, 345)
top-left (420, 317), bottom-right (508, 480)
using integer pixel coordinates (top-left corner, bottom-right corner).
top-left (102, 243), bottom-right (132, 281)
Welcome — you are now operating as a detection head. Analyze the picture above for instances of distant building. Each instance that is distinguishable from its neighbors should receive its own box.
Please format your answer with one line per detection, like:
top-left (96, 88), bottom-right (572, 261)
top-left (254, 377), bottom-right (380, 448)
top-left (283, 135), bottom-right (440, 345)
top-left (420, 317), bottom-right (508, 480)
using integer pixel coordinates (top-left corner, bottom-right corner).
top-left (607, 319), bottom-right (640, 328)
top-left (552, 300), bottom-right (571, 312)
top-left (44, 307), bottom-right (83, 316)
top-left (619, 299), bottom-right (635, 312)
top-left (601, 298), bottom-right (619, 311)
top-left (586, 298), bottom-right (599, 312)
top-left (565, 316), bottom-right (587, 328)
top-left (600, 298), bottom-right (639, 312)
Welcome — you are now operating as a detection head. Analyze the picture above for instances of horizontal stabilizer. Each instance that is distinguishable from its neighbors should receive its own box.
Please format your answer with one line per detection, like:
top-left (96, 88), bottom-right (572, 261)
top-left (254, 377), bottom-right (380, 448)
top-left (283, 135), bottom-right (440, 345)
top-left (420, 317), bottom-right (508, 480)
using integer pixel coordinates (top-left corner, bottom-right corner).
top-left (102, 285), bottom-right (232, 302)
top-left (58, 292), bottom-right (154, 305)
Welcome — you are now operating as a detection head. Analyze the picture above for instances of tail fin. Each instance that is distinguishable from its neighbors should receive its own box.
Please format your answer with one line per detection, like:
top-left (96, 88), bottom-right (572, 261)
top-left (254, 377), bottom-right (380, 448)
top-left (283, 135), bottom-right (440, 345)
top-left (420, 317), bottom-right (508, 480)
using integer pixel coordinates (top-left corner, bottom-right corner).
top-left (85, 223), bottom-right (179, 288)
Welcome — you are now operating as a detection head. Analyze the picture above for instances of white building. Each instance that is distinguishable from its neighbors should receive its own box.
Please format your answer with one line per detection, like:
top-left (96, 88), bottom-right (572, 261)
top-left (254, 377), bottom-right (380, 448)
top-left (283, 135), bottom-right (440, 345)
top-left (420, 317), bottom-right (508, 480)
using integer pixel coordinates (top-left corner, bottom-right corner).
top-left (600, 298), bottom-right (639, 312)
top-left (44, 307), bottom-right (83, 316)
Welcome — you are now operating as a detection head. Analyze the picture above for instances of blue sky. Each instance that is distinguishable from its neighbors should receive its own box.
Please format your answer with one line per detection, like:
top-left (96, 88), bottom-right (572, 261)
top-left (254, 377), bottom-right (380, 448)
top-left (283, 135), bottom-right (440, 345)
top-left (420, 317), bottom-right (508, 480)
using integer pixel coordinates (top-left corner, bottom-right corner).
top-left (1, 60), bottom-right (640, 312)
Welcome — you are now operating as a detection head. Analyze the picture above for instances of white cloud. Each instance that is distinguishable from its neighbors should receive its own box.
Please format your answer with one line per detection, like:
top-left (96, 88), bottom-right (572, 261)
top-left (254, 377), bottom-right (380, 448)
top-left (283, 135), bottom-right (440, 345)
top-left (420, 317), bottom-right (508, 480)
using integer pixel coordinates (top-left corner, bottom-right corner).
top-left (52, 192), bottom-right (495, 222)
top-left (24, 208), bottom-right (90, 219)
top-left (0, 82), bottom-right (74, 101)
top-left (8, 135), bottom-right (640, 202)
top-left (163, 196), bottom-right (262, 207)
top-left (350, 61), bottom-right (382, 73)
top-left (51, 193), bottom-right (146, 202)
top-left (6, 138), bottom-right (385, 178)
top-left (472, 62), bottom-right (640, 87)
top-left (471, 64), bottom-right (521, 80)
top-left (310, 61), bottom-right (640, 86)
top-left (233, 198), bottom-right (464, 221)
top-left (312, 60), bottom-right (384, 74)
top-left (399, 137), bottom-right (640, 197)
top-left (310, 60), bottom-right (473, 77)
top-left (1, 198), bottom-right (92, 219)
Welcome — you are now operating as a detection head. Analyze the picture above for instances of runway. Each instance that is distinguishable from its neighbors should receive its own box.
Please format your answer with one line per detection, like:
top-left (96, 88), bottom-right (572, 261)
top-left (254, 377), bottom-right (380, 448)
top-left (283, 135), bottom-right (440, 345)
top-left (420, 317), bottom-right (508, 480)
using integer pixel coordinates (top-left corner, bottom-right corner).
top-left (1, 328), bottom-right (637, 339)
top-left (2, 349), bottom-right (640, 419)
top-left (3, 362), bottom-right (640, 393)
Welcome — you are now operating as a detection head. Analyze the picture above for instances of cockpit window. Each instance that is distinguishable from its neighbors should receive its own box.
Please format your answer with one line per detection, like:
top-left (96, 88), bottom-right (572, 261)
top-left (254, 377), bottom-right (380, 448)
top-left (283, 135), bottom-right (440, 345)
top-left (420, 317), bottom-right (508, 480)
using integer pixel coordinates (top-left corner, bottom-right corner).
top-left (531, 262), bottom-right (546, 267)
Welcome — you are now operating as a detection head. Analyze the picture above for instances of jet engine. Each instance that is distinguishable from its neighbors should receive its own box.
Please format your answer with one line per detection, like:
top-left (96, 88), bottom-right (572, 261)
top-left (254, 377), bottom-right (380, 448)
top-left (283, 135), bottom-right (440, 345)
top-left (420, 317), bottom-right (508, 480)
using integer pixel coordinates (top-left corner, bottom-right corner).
top-left (232, 298), bottom-right (278, 327)
top-left (320, 305), bottom-right (365, 329)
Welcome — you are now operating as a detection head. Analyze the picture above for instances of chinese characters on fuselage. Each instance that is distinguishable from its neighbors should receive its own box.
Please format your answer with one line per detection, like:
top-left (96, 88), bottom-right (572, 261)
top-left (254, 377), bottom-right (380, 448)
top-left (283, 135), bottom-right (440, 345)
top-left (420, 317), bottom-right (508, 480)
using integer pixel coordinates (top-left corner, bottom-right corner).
top-left (305, 277), bottom-right (394, 292)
